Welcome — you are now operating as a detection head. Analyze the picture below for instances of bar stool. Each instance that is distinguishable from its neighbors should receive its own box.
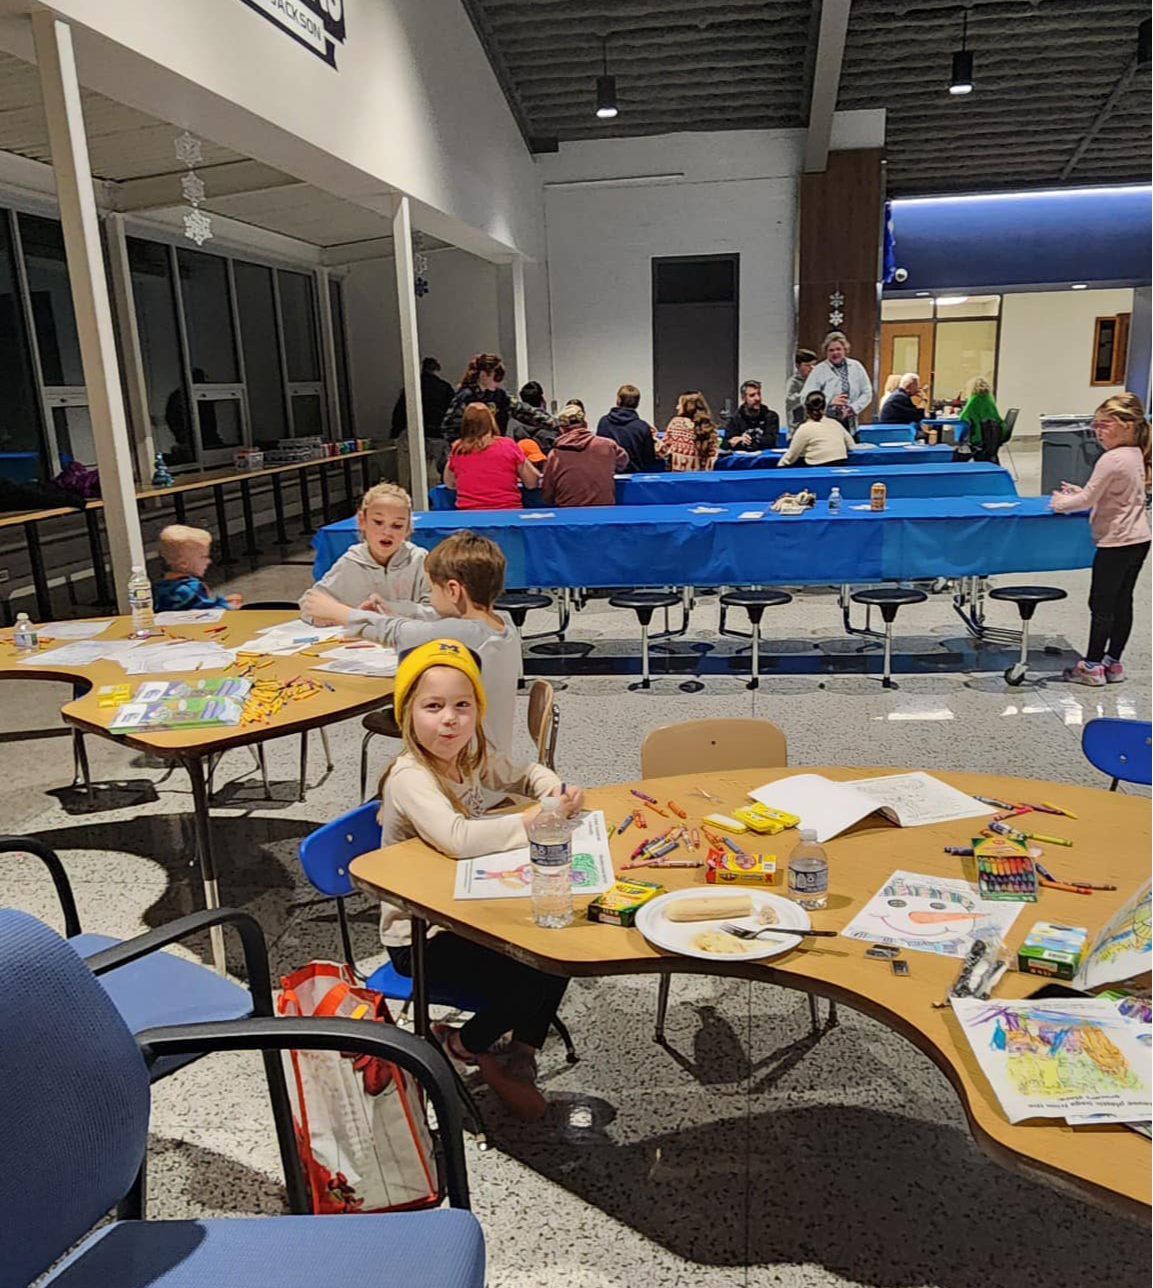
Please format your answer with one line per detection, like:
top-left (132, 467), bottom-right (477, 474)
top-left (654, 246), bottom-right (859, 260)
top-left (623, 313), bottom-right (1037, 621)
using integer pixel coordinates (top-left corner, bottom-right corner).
top-left (495, 591), bottom-right (553, 689)
top-left (988, 585), bottom-right (1068, 686)
top-left (849, 587), bottom-right (927, 688)
top-left (719, 590), bottom-right (792, 689)
top-left (608, 590), bottom-right (681, 689)
top-left (359, 700), bottom-right (401, 801)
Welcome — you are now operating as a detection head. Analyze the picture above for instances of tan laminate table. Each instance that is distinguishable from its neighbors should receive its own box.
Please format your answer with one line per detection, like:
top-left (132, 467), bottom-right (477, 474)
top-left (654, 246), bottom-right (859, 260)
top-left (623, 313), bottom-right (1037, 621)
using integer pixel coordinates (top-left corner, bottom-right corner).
top-left (350, 766), bottom-right (1152, 1221)
top-left (2, 612), bottom-right (392, 969)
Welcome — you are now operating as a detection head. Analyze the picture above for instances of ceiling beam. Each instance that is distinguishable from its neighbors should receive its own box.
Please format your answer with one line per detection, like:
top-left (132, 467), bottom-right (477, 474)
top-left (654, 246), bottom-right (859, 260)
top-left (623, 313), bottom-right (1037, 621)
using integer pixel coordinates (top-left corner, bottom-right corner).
top-left (107, 159), bottom-right (304, 214)
top-left (804, 0), bottom-right (852, 173)
top-left (1058, 52), bottom-right (1140, 180)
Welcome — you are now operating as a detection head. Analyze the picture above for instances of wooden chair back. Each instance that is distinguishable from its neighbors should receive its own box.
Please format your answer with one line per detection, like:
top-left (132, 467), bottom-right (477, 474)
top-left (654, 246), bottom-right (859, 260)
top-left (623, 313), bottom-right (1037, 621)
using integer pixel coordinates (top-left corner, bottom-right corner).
top-left (527, 680), bottom-right (559, 769)
top-left (641, 718), bottom-right (787, 778)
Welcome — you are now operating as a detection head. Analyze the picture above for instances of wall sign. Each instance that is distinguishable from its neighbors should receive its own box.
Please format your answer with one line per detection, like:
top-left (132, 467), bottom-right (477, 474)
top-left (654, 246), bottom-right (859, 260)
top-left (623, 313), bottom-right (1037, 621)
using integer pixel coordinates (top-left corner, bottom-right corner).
top-left (238, 0), bottom-right (346, 69)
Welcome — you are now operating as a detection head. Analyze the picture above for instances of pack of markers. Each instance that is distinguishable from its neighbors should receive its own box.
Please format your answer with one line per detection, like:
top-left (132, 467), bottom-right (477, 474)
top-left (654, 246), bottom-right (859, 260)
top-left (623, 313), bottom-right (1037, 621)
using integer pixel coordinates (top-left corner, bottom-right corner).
top-left (972, 835), bottom-right (1037, 902)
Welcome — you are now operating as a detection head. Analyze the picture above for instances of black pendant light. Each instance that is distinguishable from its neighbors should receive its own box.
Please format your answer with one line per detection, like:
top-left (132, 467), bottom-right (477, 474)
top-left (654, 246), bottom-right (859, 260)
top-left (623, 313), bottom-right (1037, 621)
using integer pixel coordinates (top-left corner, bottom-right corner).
top-left (596, 36), bottom-right (618, 118)
top-left (949, 9), bottom-right (974, 95)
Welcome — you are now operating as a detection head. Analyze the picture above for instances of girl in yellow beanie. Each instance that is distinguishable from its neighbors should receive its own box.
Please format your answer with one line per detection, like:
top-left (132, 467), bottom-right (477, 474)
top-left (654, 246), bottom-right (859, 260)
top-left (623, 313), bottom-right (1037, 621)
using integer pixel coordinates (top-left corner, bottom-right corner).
top-left (378, 637), bottom-right (583, 1119)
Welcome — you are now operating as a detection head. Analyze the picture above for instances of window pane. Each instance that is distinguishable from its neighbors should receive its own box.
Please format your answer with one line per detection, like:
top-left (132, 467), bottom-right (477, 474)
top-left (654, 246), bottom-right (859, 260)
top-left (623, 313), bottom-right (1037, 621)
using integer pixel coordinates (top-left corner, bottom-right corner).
top-left (52, 405), bottom-right (94, 466)
top-left (0, 213), bottom-right (44, 478)
top-left (329, 277), bottom-right (353, 436)
top-left (196, 397), bottom-right (243, 451)
top-left (176, 248), bottom-right (239, 382)
top-left (19, 213), bottom-right (84, 386)
top-left (234, 261), bottom-right (286, 446)
top-left (933, 320), bottom-right (998, 403)
top-left (278, 270), bottom-right (320, 381)
top-left (127, 238), bottom-right (196, 468)
top-left (291, 393), bottom-right (323, 439)
top-left (654, 258), bottom-right (737, 304)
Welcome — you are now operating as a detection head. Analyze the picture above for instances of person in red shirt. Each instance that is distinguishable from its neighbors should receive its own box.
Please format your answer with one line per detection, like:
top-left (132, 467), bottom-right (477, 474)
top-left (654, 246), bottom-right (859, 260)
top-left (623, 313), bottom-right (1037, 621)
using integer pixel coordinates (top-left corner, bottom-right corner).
top-left (444, 403), bottom-right (539, 510)
top-left (541, 403), bottom-right (628, 507)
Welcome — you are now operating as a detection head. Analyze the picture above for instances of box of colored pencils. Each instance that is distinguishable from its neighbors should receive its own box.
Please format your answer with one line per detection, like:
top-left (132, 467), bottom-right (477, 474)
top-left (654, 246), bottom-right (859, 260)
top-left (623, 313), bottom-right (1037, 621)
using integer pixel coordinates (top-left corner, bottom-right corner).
top-left (973, 835), bottom-right (1037, 902)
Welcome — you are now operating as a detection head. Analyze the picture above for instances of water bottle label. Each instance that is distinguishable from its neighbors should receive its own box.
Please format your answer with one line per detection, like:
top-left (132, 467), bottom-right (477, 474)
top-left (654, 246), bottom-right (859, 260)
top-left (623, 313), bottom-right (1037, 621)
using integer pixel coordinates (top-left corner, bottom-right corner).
top-left (530, 840), bottom-right (570, 868)
top-left (788, 866), bottom-right (828, 894)
top-left (129, 589), bottom-right (150, 604)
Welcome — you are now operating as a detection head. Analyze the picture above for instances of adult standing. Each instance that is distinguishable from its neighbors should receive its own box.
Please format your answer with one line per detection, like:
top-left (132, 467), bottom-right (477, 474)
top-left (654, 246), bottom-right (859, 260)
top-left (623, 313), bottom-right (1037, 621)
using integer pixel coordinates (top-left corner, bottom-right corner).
top-left (800, 332), bottom-right (873, 434)
top-left (878, 373), bottom-right (923, 426)
top-left (783, 348), bottom-right (817, 429)
top-left (441, 353), bottom-right (558, 446)
top-left (392, 357), bottom-right (455, 490)
top-left (444, 403), bottom-right (539, 510)
top-left (596, 383), bottom-right (660, 473)
top-left (720, 380), bottom-right (780, 451)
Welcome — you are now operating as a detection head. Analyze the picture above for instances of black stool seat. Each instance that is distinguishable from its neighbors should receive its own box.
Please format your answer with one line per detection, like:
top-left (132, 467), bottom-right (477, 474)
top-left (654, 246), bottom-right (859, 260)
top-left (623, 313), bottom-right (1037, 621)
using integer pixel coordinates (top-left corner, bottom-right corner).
top-left (720, 590), bottom-right (792, 609)
top-left (361, 701), bottom-right (401, 740)
top-left (988, 585), bottom-right (1067, 619)
top-left (850, 587), bottom-right (928, 608)
top-left (496, 591), bottom-right (552, 615)
top-left (609, 591), bottom-right (680, 611)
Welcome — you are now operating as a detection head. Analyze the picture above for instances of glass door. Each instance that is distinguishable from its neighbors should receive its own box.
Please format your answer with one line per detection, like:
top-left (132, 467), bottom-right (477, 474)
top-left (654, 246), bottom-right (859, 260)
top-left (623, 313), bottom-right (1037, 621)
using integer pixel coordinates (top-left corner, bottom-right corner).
top-left (880, 319), bottom-right (935, 412)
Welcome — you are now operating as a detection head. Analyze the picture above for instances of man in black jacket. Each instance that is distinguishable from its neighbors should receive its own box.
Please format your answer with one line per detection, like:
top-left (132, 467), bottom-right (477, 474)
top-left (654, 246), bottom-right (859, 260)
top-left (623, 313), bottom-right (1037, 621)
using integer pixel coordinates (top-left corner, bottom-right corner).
top-left (595, 384), bottom-right (660, 473)
top-left (878, 373), bottom-right (923, 426)
top-left (721, 380), bottom-right (780, 451)
top-left (390, 357), bottom-right (454, 439)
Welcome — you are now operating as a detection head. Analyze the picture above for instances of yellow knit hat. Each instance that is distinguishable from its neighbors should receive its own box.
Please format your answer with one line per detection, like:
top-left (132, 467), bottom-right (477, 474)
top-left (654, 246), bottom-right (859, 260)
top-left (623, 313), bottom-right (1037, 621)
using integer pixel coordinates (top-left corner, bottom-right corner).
top-left (393, 638), bottom-right (486, 720)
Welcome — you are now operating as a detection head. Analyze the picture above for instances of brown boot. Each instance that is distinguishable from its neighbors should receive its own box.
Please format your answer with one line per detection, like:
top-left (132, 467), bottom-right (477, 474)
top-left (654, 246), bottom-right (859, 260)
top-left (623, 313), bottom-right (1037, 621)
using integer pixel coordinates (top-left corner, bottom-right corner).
top-left (475, 1051), bottom-right (547, 1121)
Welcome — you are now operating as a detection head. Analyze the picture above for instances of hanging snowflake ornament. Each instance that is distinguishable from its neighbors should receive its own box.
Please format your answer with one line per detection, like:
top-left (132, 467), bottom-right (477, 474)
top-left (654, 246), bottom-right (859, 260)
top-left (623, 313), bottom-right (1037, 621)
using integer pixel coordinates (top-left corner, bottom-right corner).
top-left (413, 252), bottom-right (429, 275)
top-left (181, 171), bottom-right (206, 204)
top-left (829, 290), bottom-right (845, 309)
top-left (174, 131), bottom-right (203, 167)
top-left (829, 309), bottom-right (845, 327)
top-left (414, 276), bottom-right (430, 297)
top-left (183, 207), bottom-right (214, 246)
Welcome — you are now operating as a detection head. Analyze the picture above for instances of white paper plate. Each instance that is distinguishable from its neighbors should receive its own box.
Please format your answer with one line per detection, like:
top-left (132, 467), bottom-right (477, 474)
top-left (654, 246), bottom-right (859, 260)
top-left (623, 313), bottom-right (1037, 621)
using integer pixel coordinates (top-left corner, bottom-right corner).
top-left (635, 888), bottom-right (812, 962)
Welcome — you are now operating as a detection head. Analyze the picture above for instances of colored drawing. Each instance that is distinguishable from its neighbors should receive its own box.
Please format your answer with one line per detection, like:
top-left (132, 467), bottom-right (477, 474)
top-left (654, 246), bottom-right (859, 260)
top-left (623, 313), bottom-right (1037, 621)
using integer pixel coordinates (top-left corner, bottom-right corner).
top-left (1076, 879), bottom-right (1152, 990)
top-left (953, 996), bottom-right (1153, 1124)
top-left (840, 869), bottom-right (1023, 958)
top-left (453, 811), bottom-right (615, 900)
top-left (468, 851), bottom-right (602, 893)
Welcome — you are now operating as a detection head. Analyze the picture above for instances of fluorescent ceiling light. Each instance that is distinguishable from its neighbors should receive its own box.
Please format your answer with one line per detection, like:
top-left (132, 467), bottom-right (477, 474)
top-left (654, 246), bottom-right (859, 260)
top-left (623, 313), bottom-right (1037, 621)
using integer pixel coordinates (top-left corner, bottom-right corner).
top-left (1071, 283), bottom-right (1088, 289)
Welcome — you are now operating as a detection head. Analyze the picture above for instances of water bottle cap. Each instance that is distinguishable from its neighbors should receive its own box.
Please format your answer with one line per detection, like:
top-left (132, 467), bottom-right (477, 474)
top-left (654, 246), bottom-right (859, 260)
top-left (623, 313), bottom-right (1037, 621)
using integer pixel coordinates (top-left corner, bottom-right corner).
top-left (799, 827), bottom-right (818, 841)
top-left (541, 797), bottom-right (560, 810)
top-left (15, 612), bottom-right (29, 622)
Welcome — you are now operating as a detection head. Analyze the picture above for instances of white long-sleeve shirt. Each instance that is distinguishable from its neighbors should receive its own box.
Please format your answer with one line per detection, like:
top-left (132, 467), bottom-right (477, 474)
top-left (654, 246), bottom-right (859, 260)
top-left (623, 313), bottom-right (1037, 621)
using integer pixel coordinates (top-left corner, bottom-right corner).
top-left (800, 358), bottom-right (873, 416)
top-left (377, 750), bottom-right (562, 945)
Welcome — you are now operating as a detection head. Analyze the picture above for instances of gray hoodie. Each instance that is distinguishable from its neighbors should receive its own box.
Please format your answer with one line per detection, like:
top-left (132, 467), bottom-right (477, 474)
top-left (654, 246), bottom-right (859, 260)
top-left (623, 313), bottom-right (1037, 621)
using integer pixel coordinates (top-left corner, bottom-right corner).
top-left (301, 540), bottom-right (431, 620)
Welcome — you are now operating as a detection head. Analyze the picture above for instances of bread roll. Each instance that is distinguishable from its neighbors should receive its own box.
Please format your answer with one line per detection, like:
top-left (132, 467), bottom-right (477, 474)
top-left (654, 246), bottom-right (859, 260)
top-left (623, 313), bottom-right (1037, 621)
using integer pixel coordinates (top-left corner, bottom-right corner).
top-left (665, 895), bottom-right (753, 923)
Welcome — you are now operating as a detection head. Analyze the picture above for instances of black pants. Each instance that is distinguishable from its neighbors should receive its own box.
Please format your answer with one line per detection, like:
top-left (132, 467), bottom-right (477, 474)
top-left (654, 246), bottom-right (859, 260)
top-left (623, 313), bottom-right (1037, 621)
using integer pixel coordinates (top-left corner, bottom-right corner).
top-left (388, 933), bottom-right (568, 1054)
top-left (1086, 541), bottom-right (1150, 663)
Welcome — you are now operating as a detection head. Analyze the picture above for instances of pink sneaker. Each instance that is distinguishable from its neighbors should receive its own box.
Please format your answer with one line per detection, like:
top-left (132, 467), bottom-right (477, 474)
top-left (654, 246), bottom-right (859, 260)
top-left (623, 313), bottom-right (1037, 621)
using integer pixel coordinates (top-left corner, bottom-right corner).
top-left (1063, 660), bottom-right (1106, 687)
top-left (1103, 656), bottom-right (1125, 684)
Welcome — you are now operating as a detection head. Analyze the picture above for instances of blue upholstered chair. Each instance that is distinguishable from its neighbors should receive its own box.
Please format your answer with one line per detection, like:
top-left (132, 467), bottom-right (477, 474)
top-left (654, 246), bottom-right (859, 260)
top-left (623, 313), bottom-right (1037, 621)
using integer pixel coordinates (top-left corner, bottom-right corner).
top-left (0, 908), bottom-right (483, 1288)
top-left (1081, 718), bottom-right (1153, 791)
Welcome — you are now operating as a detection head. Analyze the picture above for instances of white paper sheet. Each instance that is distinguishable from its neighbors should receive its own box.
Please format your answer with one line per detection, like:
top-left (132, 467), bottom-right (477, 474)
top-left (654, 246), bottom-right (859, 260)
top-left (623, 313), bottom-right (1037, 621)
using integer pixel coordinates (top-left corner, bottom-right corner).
top-left (117, 642), bottom-right (235, 674)
top-left (35, 620), bottom-right (113, 639)
top-left (953, 996), bottom-right (1152, 1125)
top-left (235, 623), bottom-right (346, 655)
top-left (981, 501), bottom-right (1020, 509)
top-left (18, 640), bottom-right (141, 667)
top-left (311, 644), bottom-right (398, 677)
top-left (848, 772), bottom-right (991, 828)
top-left (453, 810), bottom-right (614, 900)
top-left (738, 511), bottom-right (765, 520)
top-left (841, 869), bottom-right (1023, 958)
top-left (154, 608), bottom-right (226, 625)
top-left (1075, 879), bottom-right (1152, 990)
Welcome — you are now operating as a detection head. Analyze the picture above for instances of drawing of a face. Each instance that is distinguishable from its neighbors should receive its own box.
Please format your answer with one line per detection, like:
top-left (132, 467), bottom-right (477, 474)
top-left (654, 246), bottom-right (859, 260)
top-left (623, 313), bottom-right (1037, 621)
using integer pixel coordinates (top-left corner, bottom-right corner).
top-left (873, 878), bottom-right (981, 942)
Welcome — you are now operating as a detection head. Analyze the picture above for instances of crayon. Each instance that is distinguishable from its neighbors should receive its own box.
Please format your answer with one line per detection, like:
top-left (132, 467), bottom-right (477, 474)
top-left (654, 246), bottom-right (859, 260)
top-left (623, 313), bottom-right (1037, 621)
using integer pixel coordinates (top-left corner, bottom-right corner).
top-left (646, 803), bottom-right (669, 818)
top-left (631, 789), bottom-right (658, 804)
top-left (1039, 879), bottom-right (1092, 895)
top-left (690, 828), bottom-right (700, 851)
top-left (1039, 801), bottom-right (1077, 819)
top-left (615, 815), bottom-right (633, 835)
top-left (667, 801), bottom-right (687, 818)
top-left (974, 795), bottom-right (1016, 810)
top-left (1021, 830), bottom-right (1073, 848)
top-left (945, 846), bottom-right (975, 856)
top-left (632, 809), bottom-right (646, 829)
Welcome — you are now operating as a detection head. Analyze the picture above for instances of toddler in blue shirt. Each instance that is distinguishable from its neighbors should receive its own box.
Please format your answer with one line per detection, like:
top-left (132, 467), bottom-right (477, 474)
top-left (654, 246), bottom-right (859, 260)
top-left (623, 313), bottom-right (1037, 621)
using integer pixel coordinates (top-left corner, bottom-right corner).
top-left (153, 525), bottom-right (243, 613)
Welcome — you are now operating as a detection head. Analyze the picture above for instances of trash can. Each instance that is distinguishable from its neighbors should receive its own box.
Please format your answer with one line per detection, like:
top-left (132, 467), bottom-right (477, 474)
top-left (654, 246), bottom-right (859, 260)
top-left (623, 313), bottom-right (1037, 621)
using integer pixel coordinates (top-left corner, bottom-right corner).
top-left (1040, 415), bottom-right (1102, 493)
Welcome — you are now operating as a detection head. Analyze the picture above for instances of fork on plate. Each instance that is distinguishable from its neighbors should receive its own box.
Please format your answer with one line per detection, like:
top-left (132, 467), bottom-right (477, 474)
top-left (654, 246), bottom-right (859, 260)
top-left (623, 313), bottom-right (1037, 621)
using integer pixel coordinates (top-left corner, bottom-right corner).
top-left (719, 922), bottom-right (838, 940)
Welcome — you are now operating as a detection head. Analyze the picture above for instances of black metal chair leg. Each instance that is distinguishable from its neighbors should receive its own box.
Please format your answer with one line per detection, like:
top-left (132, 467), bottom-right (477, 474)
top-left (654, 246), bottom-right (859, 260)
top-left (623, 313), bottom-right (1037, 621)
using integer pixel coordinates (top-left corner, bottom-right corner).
top-left (319, 726), bottom-right (333, 771)
top-left (551, 1015), bottom-right (579, 1064)
top-left (359, 729), bottom-right (377, 802)
top-left (298, 733), bottom-right (308, 803)
top-left (654, 975), bottom-right (671, 1042)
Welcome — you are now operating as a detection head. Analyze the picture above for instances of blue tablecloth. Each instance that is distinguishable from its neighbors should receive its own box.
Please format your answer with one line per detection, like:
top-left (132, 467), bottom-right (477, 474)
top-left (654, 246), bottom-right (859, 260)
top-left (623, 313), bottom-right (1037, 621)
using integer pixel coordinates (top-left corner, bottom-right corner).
top-left (715, 444), bottom-right (956, 471)
top-left (427, 462), bottom-right (1015, 511)
top-left (856, 424), bottom-right (916, 445)
top-left (313, 498), bottom-right (1093, 590)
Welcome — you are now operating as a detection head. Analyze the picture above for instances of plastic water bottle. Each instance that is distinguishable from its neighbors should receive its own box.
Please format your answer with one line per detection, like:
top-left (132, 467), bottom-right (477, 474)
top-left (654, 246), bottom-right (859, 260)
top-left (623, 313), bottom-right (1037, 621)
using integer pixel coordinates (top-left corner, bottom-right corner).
top-left (827, 486), bottom-right (842, 514)
top-left (12, 613), bottom-right (38, 652)
top-left (787, 828), bottom-right (829, 911)
top-left (127, 566), bottom-right (154, 637)
top-left (529, 797), bottom-right (573, 928)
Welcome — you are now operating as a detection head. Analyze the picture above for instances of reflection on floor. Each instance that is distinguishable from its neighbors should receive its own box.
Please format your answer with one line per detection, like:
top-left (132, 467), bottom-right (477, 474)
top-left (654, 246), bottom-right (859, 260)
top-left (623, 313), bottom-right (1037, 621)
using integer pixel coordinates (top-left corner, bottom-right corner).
top-left (1, 440), bottom-right (1150, 1286)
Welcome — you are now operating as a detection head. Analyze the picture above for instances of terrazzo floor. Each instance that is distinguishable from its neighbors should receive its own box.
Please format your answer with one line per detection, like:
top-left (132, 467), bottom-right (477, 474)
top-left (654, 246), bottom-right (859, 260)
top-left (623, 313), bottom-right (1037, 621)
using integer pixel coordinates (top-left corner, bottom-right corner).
top-left (3, 441), bottom-right (1150, 1286)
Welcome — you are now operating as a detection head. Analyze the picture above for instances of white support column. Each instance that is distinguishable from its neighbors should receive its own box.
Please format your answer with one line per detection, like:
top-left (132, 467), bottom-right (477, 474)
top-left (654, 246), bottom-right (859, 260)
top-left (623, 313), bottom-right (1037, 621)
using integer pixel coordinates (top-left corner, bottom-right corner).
top-left (104, 212), bottom-right (155, 482)
top-left (391, 196), bottom-right (427, 508)
top-left (33, 13), bottom-right (144, 605)
top-left (316, 266), bottom-right (343, 439)
top-left (496, 258), bottom-right (529, 391)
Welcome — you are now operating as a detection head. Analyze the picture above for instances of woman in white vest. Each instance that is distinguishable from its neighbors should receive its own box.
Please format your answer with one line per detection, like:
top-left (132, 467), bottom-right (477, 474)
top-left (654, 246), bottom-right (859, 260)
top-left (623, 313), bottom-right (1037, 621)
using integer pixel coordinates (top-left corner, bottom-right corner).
top-left (799, 331), bottom-right (873, 435)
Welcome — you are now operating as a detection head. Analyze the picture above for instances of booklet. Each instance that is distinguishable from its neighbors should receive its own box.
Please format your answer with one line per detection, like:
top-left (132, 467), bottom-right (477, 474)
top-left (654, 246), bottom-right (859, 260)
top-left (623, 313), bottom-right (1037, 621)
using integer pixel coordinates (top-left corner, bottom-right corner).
top-left (108, 678), bottom-right (252, 732)
top-left (453, 810), bottom-right (614, 900)
top-left (1074, 879), bottom-right (1151, 991)
top-left (749, 771), bottom-right (991, 843)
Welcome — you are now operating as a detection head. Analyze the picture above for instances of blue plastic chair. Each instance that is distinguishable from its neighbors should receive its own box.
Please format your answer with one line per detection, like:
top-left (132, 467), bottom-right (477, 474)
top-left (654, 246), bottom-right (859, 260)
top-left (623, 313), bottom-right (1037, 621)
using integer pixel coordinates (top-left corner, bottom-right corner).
top-left (0, 908), bottom-right (483, 1288)
top-left (299, 803), bottom-right (578, 1061)
top-left (1081, 718), bottom-right (1153, 791)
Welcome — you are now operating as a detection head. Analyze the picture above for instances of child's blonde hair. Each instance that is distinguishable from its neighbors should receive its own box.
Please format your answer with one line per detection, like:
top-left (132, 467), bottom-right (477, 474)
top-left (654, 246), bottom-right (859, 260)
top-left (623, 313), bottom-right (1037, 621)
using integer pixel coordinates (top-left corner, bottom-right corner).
top-left (359, 482), bottom-right (413, 513)
top-left (378, 668), bottom-right (491, 811)
top-left (424, 530), bottom-right (505, 608)
top-left (158, 525), bottom-right (212, 573)
top-left (1096, 392), bottom-right (1151, 483)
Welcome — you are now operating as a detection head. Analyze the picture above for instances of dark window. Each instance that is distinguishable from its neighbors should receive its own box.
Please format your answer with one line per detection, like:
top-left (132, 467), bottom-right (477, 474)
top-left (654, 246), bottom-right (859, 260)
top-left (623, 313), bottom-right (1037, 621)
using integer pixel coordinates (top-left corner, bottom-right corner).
top-left (234, 261), bottom-right (287, 446)
top-left (19, 213), bottom-right (84, 385)
top-left (329, 277), bottom-right (354, 435)
top-left (51, 405), bottom-right (95, 466)
top-left (176, 248), bottom-right (239, 382)
top-left (278, 269), bottom-right (320, 381)
top-left (654, 257), bottom-right (737, 305)
top-left (0, 213), bottom-right (45, 478)
top-left (291, 393), bottom-right (324, 438)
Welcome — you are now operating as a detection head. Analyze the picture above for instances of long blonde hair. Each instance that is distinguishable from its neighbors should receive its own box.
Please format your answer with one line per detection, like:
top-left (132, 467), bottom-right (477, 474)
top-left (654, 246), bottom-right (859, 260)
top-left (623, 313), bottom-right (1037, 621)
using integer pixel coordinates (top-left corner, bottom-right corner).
top-left (377, 671), bottom-right (491, 812)
top-left (1096, 391), bottom-right (1151, 484)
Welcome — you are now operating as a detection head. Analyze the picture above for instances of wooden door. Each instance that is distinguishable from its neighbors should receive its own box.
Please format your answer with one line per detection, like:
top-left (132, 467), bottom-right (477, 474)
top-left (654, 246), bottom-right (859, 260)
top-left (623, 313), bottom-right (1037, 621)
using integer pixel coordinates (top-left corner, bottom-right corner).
top-left (880, 320), bottom-right (936, 410)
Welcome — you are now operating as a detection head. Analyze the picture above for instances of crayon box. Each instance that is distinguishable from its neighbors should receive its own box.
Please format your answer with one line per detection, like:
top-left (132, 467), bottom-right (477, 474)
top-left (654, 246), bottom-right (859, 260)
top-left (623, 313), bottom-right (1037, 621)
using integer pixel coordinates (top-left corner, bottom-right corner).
top-left (587, 879), bottom-right (664, 927)
top-left (972, 835), bottom-right (1037, 902)
top-left (1017, 921), bottom-right (1089, 980)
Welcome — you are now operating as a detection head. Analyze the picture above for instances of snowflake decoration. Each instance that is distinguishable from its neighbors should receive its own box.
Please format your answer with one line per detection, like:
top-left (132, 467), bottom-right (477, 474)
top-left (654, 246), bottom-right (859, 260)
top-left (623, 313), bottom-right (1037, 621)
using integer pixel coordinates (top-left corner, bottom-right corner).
top-left (183, 207), bottom-right (214, 246)
top-left (174, 131), bottom-right (203, 167)
top-left (414, 276), bottom-right (429, 297)
top-left (413, 252), bottom-right (429, 275)
top-left (829, 309), bottom-right (845, 327)
top-left (829, 290), bottom-right (845, 309)
top-left (181, 171), bottom-right (206, 204)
